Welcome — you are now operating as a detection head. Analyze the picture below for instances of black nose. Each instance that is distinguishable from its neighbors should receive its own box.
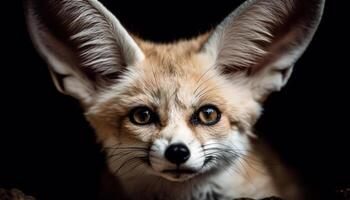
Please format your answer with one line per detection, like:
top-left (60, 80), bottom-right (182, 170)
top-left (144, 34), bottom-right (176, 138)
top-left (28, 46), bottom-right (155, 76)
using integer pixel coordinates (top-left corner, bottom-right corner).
top-left (164, 143), bottom-right (190, 165)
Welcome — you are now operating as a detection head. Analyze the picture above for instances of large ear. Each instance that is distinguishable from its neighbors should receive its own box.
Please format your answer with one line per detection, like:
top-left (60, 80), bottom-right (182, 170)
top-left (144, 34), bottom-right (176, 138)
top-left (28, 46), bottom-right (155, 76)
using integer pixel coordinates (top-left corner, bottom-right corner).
top-left (24, 0), bottom-right (144, 106)
top-left (201, 0), bottom-right (325, 101)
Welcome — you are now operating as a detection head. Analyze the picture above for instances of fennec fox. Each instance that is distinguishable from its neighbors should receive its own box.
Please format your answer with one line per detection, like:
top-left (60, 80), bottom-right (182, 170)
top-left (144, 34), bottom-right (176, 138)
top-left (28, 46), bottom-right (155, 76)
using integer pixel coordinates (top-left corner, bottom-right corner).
top-left (24, 0), bottom-right (324, 199)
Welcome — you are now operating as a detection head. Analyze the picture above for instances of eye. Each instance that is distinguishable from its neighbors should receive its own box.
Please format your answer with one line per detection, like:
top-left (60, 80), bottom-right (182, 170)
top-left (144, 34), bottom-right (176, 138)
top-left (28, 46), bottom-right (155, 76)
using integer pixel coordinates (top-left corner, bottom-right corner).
top-left (193, 105), bottom-right (221, 126)
top-left (129, 106), bottom-right (157, 125)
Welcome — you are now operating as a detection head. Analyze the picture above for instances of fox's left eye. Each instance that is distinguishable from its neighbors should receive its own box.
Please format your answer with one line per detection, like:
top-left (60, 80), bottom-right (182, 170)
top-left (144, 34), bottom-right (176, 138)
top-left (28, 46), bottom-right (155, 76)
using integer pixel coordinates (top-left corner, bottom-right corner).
top-left (192, 105), bottom-right (221, 126)
top-left (129, 106), bottom-right (157, 125)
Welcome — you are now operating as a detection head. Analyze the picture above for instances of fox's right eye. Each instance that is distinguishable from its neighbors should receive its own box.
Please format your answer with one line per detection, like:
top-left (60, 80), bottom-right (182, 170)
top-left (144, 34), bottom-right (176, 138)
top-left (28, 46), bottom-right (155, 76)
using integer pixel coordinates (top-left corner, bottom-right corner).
top-left (129, 106), bottom-right (157, 125)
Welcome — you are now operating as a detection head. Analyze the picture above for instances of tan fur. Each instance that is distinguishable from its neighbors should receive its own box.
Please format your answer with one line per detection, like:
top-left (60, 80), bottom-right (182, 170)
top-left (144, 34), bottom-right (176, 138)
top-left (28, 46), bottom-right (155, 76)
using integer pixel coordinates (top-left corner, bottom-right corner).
top-left (25, 0), bottom-right (324, 199)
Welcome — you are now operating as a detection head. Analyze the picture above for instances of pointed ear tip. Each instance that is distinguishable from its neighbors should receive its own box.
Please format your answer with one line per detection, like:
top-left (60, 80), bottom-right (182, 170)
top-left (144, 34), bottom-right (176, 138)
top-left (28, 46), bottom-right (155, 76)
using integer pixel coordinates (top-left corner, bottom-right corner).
top-left (23, 0), bottom-right (36, 9)
top-left (316, 0), bottom-right (326, 12)
top-left (23, 0), bottom-right (40, 18)
top-left (22, 0), bottom-right (31, 12)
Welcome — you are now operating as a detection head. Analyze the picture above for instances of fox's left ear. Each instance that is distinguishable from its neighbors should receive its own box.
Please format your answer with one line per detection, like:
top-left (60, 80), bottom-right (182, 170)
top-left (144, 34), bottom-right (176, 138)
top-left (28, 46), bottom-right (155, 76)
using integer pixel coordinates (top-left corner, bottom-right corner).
top-left (201, 0), bottom-right (325, 101)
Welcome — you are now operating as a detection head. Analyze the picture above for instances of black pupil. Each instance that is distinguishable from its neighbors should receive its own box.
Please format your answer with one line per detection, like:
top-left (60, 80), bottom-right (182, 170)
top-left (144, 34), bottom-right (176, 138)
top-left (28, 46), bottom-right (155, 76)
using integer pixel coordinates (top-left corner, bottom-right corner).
top-left (203, 108), bottom-right (214, 119)
top-left (136, 109), bottom-right (150, 122)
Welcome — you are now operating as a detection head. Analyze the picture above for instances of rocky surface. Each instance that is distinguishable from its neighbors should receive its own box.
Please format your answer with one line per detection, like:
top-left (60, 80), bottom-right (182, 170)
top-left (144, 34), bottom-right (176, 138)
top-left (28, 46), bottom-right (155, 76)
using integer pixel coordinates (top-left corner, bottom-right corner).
top-left (1, 188), bottom-right (350, 200)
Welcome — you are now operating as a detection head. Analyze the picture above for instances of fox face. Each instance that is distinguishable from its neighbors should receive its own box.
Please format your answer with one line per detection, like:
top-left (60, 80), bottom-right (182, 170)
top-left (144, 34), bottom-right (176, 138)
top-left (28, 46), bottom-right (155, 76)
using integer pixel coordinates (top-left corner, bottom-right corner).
top-left (25, 0), bottom-right (324, 199)
top-left (86, 38), bottom-right (261, 182)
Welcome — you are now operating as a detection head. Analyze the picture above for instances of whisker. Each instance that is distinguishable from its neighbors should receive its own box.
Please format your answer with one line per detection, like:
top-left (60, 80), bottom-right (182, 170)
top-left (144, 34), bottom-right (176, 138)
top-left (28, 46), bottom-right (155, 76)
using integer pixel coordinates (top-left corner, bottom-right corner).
top-left (103, 146), bottom-right (149, 150)
top-left (108, 151), bottom-right (146, 165)
top-left (195, 63), bottom-right (216, 84)
top-left (119, 157), bottom-right (148, 178)
top-left (195, 81), bottom-right (230, 100)
top-left (113, 156), bottom-right (146, 175)
top-left (107, 149), bottom-right (146, 158)
top-left (193, 64), bottom-right (217, 94)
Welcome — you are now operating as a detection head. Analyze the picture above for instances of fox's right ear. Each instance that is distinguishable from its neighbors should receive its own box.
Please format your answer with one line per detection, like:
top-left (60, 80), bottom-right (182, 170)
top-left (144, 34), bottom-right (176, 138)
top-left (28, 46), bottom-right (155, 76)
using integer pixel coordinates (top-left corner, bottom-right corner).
top-left (24, 0), bottom-right (144, 107)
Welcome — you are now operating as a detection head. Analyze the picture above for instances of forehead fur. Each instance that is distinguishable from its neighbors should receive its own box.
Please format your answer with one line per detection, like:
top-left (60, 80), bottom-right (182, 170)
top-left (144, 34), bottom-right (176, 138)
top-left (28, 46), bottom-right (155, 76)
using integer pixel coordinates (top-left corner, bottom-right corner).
top-left (133, 33), bottom-right (211, 74)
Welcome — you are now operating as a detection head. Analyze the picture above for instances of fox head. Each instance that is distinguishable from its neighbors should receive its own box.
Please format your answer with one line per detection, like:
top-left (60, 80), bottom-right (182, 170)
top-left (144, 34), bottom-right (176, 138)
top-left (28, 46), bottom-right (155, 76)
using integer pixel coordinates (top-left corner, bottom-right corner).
top-left (25, 0), bottom-right (324, 183)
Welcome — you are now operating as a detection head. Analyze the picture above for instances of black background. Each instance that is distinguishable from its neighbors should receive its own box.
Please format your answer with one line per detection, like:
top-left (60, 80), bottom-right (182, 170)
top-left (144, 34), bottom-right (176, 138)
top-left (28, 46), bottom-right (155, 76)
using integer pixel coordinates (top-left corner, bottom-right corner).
top-left (0, 1), bottom-right (349, 199)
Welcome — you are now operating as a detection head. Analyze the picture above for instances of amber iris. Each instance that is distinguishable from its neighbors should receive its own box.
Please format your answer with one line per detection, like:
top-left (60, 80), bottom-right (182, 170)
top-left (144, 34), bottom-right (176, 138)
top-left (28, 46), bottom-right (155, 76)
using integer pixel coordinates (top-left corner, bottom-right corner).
top-left (192, 105), bottom-right (221, 126)
top-left (129, 106), bottom-right (156, 125)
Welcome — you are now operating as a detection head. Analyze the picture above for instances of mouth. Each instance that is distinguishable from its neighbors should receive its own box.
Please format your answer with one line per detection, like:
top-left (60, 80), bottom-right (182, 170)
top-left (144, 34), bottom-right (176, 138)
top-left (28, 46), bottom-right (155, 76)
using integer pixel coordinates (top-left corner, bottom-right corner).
top-left (160, 167), bottom-right (199, 180)
top-left (162, 168), bottom-right (197, 175)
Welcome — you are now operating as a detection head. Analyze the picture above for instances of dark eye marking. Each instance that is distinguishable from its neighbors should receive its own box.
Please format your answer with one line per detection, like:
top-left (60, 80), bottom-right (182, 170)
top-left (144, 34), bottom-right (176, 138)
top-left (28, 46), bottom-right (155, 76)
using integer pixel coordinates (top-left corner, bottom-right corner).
top-left (129, 106), bottom-right (158, 125)
top-left (191, 105), bottom-right (221, 126)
